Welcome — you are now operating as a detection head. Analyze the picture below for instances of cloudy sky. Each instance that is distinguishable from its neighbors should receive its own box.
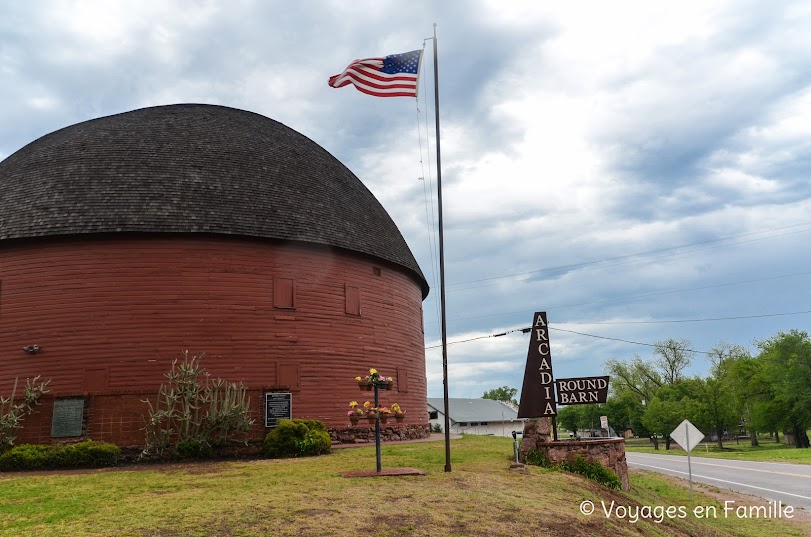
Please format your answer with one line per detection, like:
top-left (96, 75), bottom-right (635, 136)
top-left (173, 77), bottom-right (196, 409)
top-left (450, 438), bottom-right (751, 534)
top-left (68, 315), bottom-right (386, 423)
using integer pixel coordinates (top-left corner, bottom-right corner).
top-left (2, 1), bottom-right (811, 399)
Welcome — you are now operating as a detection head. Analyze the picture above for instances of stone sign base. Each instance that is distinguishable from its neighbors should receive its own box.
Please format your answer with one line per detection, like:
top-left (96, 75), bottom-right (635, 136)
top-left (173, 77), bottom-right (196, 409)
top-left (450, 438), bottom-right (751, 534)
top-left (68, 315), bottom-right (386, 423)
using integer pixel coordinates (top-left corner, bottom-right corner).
top-left (519, 418), bottom-right (629, 491)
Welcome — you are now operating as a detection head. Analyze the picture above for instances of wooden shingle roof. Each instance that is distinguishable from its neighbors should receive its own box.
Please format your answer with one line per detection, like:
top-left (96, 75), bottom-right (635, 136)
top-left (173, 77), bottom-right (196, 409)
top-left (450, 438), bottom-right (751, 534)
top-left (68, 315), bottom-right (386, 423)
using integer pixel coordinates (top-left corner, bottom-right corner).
top-left (0, 104), bottom-right (428, 297)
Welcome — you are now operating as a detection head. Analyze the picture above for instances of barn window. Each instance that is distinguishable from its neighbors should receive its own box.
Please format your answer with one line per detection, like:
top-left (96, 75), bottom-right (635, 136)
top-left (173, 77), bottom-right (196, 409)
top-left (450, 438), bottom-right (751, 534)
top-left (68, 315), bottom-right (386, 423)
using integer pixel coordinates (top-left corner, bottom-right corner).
top-left (274, 277), bottom-right (295, 309)
top-left (373, 266), bottom-right (381, 276)
top-left (345, 285), bottom-right (361, 315)
top-left (83, 368), bottom-right (108, 392)
top-left (278, 362), bottom-right (300, 391)
top-left (429, 410), bottom-right (438, 420)
top-left (396, 367), bottom-right (409, 393)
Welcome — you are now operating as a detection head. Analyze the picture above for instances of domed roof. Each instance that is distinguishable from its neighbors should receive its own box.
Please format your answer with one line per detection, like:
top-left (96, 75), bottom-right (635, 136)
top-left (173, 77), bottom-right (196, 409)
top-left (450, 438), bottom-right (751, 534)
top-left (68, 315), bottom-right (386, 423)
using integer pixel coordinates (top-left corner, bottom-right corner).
top-left (0, 104), bottom-right (427, 296)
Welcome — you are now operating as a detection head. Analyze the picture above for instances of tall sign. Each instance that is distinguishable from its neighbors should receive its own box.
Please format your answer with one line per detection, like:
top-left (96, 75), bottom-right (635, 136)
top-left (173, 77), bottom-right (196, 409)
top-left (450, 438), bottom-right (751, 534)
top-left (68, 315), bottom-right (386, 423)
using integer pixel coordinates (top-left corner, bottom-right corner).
top-left (517, 311), bottom-right (611, 441)
top-left (518, 312), bottom-right (557, 418)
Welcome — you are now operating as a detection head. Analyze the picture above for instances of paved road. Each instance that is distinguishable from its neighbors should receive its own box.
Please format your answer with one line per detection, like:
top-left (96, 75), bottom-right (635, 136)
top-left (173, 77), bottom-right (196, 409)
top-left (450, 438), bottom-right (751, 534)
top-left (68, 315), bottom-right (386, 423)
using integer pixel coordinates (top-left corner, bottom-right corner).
top-left (627, 452), bottom-right (811, 511)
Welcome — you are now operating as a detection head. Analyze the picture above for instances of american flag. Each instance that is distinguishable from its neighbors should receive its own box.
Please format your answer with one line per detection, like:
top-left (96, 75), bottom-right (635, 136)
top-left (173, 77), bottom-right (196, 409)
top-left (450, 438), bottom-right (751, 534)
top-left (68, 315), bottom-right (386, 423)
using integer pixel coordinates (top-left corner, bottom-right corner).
top-left (328, 50), bottom-right (423, 98)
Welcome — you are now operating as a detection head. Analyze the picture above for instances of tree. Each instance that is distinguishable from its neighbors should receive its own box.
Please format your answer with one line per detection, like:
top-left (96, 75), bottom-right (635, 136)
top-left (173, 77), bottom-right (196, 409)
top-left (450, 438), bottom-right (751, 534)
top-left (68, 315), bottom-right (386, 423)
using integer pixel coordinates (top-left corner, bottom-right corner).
top-left (694, 377), bottom-right (737, 449)
top-left (606, 339), bottom-right (697, 450)
top-left (641, 381), bottom-right (702, 450)
top-left (693, 342), bottom-right (746, 449)
top-left (482, 386), bottom-right (518, 406)
top-left (756, 330), bottom-right (811, 448)
top-left (605, 356), bottom-right (661, 447)
top-left (653, 338), bottom-right (694, 385)
top-left (605, 355), bottom-right (662, 405)
top-left (601, 391), bottom-right (645, 438)
top-left (708, 343), bottom-right (756, 446)
top-left (556, 404), bottom-right (601, 436)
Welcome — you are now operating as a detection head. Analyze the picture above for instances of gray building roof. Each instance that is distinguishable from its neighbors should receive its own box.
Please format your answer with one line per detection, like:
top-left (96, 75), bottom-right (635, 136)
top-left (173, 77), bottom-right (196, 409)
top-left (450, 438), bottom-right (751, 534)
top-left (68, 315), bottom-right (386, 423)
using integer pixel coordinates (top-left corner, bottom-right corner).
top-left (427, 398), bottom-right (519, 423)
top-left (0, 104), bottom-right (428, 297)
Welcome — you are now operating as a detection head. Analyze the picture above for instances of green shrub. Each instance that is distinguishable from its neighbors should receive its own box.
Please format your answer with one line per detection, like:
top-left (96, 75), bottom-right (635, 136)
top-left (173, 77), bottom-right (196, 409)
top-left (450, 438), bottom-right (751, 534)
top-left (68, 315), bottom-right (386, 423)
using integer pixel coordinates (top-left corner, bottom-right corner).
top-left (299, 429), bottom-right (331, 456)
top-left (524, 448), bottom-right (552, 467)
top-left (0, 441), bottom-right (120, 471)
top-left (523, 451), bottom-right (621, 489)
top-left (0, 444), bottom-right (54, 470)
top-left (559, 456), bottom-right (622, 490)
top-left (262, 419), bottom-right (331, 458)
top-left (175, 439), bottom-right (212, 459)
top-left (61, 441), bottom-right (121, 468)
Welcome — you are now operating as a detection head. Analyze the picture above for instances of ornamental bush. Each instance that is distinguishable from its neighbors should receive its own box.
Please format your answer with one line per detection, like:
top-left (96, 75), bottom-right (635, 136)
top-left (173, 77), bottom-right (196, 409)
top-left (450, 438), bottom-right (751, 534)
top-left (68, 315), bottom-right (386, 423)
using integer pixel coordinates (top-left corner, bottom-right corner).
top-left (524, 448), bottom-right (552, 468)
top-left (559, 456), bottom-right (622, 490)
top-left (262, 419), bottom-right (331, 458)
top-left (141, 350), bottom-right (254, 459)
top-left (0, 444), bottom-right (53, 470)
top-left (524, 452), bottom-right (621, 489)
top-left (0, 376), bottom-right (51, 452)
top-left (0, 440), bottom-right (120, 471)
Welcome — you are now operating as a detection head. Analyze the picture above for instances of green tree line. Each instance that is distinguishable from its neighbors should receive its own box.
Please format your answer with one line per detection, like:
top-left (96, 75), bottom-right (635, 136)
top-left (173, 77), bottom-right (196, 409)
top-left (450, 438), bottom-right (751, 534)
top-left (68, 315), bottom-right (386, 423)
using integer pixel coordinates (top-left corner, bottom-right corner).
top-left (556, 330), bottom-right (811, 450)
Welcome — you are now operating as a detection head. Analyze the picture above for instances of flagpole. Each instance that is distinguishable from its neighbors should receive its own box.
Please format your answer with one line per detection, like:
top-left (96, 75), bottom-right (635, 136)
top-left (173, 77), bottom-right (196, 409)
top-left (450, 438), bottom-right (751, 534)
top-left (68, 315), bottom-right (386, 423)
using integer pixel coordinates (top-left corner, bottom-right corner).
top-left (431, 23), bottom-right (451, 473)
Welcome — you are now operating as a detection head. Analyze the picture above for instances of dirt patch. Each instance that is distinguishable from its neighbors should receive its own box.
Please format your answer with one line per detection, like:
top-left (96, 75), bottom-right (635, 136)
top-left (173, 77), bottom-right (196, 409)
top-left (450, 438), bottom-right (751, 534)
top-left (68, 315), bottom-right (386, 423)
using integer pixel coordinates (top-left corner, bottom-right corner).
top-left (294, 509), bottom-right (338, 516)
top-left (340, 467), bottom-right (425, 477)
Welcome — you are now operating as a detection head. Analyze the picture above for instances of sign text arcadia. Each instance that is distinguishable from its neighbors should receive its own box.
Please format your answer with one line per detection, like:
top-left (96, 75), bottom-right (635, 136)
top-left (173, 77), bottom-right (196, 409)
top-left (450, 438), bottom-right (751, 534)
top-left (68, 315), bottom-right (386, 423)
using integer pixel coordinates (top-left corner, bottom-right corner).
top-left (517, 312), bottom-right (557, 418)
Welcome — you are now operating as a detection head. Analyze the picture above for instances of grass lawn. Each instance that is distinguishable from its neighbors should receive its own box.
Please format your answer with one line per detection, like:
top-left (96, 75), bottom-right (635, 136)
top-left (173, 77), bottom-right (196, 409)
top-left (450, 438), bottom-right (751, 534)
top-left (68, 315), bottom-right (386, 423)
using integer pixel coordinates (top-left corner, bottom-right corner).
top-left (0, 435), bottom-right (807, 536)
top-left (626, 434), bottom-right (811, 464)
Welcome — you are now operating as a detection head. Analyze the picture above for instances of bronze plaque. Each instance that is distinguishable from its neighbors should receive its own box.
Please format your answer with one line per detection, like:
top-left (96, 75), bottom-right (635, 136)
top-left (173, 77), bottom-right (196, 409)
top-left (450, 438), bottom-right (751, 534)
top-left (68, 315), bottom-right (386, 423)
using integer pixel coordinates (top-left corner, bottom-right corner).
top-left (518, 312), bottom-right (557, 418)
top-left (51, 398), bottom-right (85, 437)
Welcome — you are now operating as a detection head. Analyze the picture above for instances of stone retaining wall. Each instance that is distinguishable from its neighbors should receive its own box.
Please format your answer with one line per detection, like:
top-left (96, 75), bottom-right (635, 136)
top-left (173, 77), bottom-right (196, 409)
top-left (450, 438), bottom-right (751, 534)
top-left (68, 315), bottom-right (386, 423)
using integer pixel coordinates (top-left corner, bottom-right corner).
top-left (519, 418), bottom-right (629, 491)
top-left (330, 424), bottom-right (430, 445)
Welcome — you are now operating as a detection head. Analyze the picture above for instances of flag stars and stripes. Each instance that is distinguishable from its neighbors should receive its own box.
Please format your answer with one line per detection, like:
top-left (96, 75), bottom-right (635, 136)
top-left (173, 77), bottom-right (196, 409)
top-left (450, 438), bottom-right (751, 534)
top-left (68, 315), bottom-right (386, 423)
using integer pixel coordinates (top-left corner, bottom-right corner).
top-left (328, 49), bottom-right (423, 98)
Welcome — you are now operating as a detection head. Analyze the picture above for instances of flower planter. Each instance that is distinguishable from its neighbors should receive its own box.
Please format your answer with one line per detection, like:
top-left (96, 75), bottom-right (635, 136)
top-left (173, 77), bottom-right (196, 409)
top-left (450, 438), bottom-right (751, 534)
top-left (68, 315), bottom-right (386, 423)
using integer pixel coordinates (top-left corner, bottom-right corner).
top-left (382, 381), bottom-right (393, 391)
top-left (394, 414), bottom-right (405, 423)
top-left (366, 414), bottom-right (379, 423)
top-left (379, 415), bottom-right (390, 424)
top-left (358, 382), bottom-right (372, 391)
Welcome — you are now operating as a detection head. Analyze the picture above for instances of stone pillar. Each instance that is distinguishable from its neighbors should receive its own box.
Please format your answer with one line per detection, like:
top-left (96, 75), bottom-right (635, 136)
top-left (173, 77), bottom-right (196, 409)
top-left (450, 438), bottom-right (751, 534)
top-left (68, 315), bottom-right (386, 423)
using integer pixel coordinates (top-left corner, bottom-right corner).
top-left (519, 418), bottom-right (552, 457)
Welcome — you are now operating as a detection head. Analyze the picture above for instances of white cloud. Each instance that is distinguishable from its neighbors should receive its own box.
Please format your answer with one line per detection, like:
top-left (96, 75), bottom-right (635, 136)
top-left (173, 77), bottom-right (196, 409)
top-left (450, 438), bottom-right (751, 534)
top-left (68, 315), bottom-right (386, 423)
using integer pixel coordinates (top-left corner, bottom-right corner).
top-left (3, 0), bottom-right (811, 398)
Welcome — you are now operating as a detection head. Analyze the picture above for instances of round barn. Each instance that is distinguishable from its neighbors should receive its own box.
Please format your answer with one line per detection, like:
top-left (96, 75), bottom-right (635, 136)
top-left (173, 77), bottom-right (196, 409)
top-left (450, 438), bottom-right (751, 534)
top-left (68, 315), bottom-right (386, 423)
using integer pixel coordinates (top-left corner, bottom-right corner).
top-left (0, 104), bottom-right (430, 447)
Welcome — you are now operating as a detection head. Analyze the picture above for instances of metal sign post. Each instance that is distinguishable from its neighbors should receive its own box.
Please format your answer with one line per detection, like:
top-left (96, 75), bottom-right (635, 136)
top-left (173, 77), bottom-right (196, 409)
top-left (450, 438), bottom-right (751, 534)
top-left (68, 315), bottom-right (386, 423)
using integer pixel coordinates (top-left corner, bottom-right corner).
top-left (670, 419), bottom-right (704, 500)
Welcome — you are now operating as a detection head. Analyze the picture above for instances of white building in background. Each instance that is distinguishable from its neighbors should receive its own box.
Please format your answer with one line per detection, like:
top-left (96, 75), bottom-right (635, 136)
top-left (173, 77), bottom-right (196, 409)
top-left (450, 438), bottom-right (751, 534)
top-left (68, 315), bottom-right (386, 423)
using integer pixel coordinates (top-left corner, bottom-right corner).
top-left (427, 398), bottom-right (524, 437)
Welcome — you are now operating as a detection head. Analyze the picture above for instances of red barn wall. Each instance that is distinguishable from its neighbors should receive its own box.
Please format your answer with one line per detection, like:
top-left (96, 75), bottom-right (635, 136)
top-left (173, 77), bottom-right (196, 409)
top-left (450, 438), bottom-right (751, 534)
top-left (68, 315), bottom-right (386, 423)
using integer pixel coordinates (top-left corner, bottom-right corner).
top-left (0, 236), bottom-right (428, 446)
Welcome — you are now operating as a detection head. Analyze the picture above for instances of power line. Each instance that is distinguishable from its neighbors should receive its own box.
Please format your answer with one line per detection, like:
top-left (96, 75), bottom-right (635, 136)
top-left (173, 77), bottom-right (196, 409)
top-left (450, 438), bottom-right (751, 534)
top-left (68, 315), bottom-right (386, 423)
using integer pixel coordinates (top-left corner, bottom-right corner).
top-left (549, 327), bottom-right (715, 355)
top-left (434, 269), bottom-right (811, 324)
top-left (574, 310), bottom-right (811, 325)
top-left (425, 324), bottom-right (714, 354)
top-left (446, 222), bottom-right (811, 293)
top-left (424, 326), bottom-right (526, 349)
top-left (424, 309), bottom-right (811, 352)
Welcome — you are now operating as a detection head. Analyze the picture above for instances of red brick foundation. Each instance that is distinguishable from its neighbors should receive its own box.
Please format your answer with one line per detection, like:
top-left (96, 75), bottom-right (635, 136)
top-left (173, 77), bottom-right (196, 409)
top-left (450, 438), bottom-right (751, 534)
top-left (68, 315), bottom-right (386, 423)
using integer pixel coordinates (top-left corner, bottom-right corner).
top-left (13, 390), bottom-right (428, 450)
top-left (330, 423), bottom-right (430, 445)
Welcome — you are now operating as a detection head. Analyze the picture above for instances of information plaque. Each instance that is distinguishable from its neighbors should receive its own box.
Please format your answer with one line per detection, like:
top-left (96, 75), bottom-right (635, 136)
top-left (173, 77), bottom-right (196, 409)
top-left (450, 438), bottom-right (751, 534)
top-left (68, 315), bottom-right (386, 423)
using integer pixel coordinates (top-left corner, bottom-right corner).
top-left (265, 392), bottom-right (292, 428)
top-left (51, 398), bottom-right (85, 438)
